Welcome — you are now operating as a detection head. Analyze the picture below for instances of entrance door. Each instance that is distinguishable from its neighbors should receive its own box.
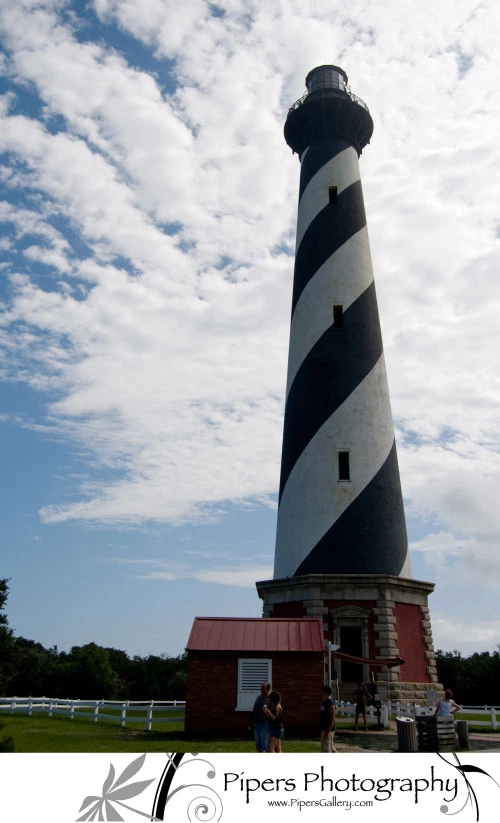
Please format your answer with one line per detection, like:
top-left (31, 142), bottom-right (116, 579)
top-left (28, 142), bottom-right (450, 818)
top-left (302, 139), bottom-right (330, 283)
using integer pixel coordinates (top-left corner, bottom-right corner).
top-left (339, 627), bottom-right (363, 682)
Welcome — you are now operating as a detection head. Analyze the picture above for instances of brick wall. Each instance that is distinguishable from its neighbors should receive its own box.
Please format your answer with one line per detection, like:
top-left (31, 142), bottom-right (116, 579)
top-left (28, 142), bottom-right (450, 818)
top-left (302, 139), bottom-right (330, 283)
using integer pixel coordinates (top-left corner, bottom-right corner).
top-left (394, 602), bottom-right (429, 682)
top-left (185, 651), bottom-right (324, 738)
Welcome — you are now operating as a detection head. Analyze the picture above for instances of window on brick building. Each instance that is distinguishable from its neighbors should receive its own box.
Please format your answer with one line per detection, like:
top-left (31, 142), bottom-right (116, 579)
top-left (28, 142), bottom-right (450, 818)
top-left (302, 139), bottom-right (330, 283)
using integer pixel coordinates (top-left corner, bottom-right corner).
top-left (236, 658), bottom-right (273, 711)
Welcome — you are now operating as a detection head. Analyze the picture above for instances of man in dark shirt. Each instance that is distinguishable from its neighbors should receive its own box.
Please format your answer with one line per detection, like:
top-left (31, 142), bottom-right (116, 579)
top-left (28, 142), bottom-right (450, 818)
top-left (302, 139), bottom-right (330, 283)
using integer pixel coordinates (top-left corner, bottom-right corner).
top-left (320, 685), bottom-right (337, 752)
top-left (252, 682), bottom-right (273, 752)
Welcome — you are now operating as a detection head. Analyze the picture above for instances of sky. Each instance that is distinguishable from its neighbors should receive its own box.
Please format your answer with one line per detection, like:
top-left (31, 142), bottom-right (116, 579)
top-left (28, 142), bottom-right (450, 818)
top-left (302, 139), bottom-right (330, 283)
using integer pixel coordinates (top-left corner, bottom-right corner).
top-left (0, 0), bottom-right (499, 660)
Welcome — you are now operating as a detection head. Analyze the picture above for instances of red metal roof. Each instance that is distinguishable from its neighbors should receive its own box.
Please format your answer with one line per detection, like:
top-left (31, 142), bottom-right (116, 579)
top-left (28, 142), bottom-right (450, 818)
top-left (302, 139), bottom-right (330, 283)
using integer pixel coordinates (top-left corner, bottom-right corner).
top-left (186, 617), bottom-right (325, 652)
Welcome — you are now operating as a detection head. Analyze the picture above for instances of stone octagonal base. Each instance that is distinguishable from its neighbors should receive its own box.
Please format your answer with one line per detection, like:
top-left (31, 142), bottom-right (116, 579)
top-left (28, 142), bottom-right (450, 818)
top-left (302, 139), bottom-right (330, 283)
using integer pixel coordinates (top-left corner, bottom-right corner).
top-left (256, 574), bottom-right (442, 702)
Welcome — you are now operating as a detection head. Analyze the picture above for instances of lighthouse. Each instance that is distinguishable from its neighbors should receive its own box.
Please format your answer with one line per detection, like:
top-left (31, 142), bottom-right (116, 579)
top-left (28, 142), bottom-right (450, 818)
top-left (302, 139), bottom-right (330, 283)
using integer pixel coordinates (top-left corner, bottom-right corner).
top-left (257, 66), bottom-right (440, 701)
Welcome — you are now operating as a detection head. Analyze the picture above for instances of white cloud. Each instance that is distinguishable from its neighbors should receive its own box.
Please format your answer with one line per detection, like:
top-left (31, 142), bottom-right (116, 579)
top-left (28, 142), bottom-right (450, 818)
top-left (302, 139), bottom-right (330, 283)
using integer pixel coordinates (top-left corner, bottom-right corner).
top-left (107, 555), bottom-right (273, 587)
top-left (432, 615), bottom-right (500, 654)
top-left (0, 0), bottom-right (499, 590)
top-left (410, 531), bottom-right (467, 556)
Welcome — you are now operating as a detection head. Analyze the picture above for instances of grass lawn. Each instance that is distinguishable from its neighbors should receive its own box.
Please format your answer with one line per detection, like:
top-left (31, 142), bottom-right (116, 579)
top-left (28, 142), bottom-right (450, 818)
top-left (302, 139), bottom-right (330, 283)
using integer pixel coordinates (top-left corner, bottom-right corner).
top-left (1, 713), bottom-right (322, 753)
top-left (2, 713), bottom-right (500, 754)
top-left (454, 712), bottom-right (499, 730)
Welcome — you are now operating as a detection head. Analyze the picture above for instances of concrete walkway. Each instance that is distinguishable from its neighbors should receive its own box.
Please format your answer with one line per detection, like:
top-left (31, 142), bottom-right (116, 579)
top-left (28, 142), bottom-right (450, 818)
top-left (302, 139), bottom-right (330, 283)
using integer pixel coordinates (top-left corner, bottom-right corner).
top-left (332, 726), bottom-right (500, 753)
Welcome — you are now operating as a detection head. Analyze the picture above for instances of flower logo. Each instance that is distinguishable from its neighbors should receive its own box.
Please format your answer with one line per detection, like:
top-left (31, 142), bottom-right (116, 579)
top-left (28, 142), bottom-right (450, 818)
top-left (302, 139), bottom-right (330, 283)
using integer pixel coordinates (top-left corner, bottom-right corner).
top-left (77, 753), bottom-right (156, 821)
top-left (77, 752), bottom-right (223, 821)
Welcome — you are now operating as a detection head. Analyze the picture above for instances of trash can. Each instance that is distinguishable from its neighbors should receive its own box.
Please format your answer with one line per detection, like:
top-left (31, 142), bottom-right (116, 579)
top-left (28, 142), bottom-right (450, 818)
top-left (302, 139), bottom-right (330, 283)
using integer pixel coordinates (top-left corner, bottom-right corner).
top-left (416, 715), bottom-right (456, 751)
top-left (396, 716), bottom-right (418, 752)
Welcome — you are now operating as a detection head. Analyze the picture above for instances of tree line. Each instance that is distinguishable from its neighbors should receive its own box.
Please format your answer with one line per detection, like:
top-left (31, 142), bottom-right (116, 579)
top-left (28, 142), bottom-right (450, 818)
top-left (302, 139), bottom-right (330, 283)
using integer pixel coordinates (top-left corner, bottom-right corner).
top-left (2, 579), bottom-right (499, 704)
top-left (0, 579), bottom-right (186, 700)
top-left (435, 647), bottom-right (500, 706)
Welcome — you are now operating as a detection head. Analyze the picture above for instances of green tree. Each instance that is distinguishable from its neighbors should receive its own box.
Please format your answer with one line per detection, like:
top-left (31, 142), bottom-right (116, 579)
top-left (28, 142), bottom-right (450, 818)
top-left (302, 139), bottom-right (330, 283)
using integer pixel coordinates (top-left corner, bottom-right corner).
top-left (127, 653), bottom-right (187, 700)
top-left (436, 646), bottom-right (500, 704)
top-left (8, 637), bottom-right (57, 696)
top-left (0, 579), bottom-right (14, 695)
top-left (52, 643), bottom-right (119, 699)
top-left (104, 647), bottom-right (134, 698)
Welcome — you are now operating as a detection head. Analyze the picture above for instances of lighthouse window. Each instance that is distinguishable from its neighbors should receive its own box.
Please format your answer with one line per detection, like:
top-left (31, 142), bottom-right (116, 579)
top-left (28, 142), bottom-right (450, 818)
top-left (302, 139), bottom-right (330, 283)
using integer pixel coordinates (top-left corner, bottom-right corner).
top-left (338, 451), bottom-right (350, 481)
top-left (333, 305), bottom-right (344, 328)
top-left (329, 186), bottom-right (338, 204)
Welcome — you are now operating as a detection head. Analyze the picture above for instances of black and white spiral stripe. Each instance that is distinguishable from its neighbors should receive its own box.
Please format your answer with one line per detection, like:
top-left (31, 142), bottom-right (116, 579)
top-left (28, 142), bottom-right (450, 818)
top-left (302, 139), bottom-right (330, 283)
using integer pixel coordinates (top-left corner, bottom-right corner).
top-left (274, 137), bottom-right (411, 580)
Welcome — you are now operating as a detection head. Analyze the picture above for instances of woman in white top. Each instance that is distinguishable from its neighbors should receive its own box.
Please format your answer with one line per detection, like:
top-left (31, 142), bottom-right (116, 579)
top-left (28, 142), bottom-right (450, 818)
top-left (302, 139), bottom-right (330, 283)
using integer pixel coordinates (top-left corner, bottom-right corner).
top-left (436, 689), bottom-right (461, 716)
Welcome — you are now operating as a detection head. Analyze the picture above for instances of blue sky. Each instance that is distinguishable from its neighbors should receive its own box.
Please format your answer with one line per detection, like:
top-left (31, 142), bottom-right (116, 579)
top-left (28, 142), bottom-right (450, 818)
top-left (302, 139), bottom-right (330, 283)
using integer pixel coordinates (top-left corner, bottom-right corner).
top-left (1, 0), bottom-right (500, 659)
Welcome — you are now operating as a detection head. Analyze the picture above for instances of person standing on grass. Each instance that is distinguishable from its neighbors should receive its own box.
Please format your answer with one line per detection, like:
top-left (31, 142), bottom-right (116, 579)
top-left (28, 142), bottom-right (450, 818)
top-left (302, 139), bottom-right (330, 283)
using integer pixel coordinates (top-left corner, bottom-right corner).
top-left (353, 681), bottom-right (371, 731)
top-left (436, 689), bottom-right (461, 717)
top-left (265, 690), bottom-right (284, 752)
top-left (252, 682), bottom-right (273, 752)
top-left (320, 685), bottom-right (337, 752)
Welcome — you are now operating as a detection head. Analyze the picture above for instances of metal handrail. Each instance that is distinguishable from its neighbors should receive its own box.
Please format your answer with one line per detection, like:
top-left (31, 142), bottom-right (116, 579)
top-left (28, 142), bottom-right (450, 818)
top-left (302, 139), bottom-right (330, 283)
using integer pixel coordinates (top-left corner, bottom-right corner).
top-left (287, 86), bottom-right (370, 116)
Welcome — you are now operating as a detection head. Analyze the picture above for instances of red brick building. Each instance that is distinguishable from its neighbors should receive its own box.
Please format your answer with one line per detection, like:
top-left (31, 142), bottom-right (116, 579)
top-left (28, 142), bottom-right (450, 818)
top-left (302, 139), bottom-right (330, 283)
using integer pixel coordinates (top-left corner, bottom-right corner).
top-left (185, 616), bottom-right (325, 738)
top-left (257, 574), bottom-right (439, 701)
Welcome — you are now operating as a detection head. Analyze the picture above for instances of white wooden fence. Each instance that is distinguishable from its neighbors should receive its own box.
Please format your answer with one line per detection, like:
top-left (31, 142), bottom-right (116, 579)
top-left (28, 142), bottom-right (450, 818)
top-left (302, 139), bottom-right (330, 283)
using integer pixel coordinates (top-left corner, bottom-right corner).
top-left (390, 702), bottom-right (498, 730)
top-left (335, 700), bottom-right (390, 728)
top-left (0, 697), bottom-right (186, 731)
top-left (2, 697), bottom-right (498, 733)
top-left (458, 705), bottom-right (499, 731)
top-left (335, 700), bottom-right (499, 731)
